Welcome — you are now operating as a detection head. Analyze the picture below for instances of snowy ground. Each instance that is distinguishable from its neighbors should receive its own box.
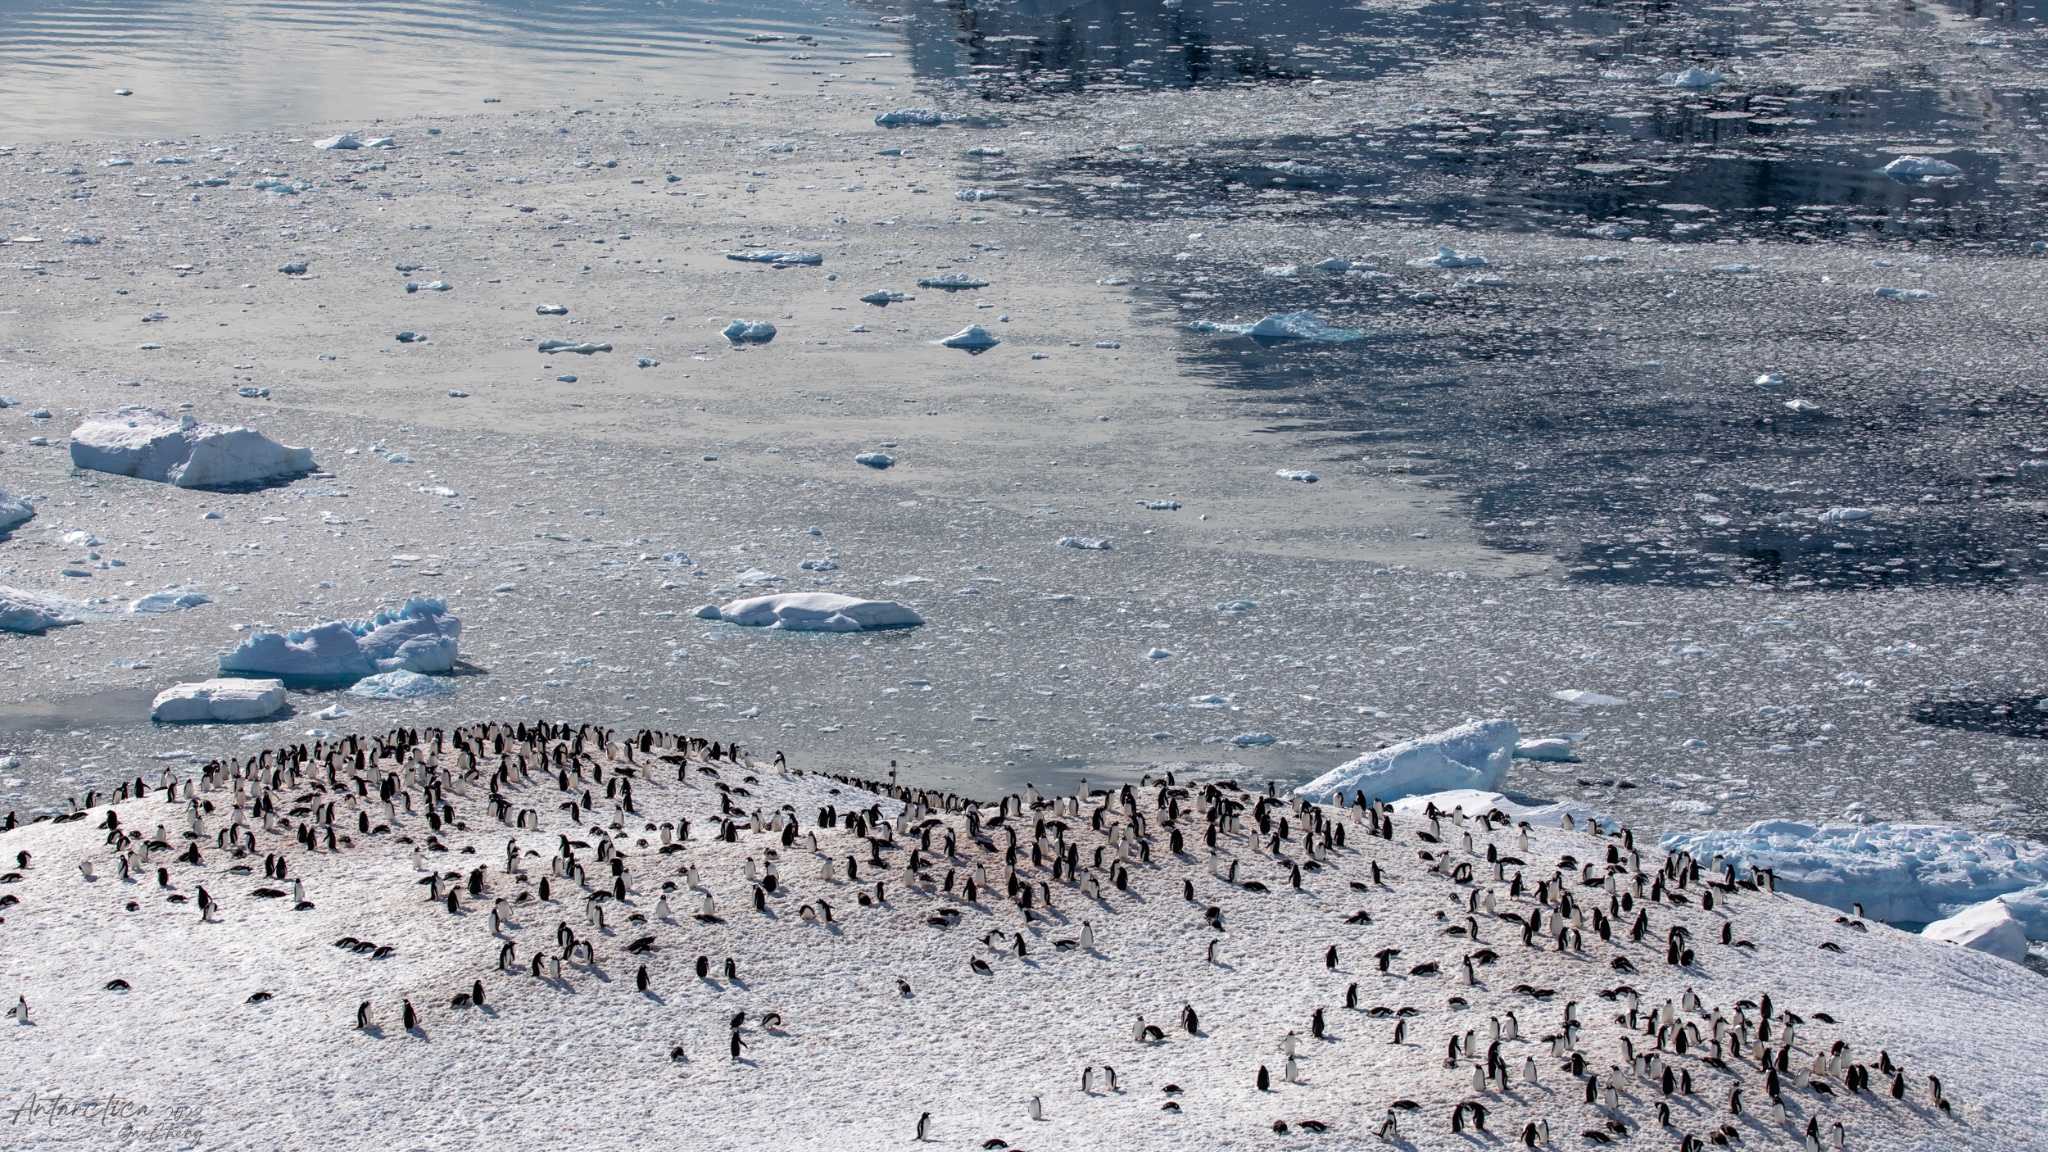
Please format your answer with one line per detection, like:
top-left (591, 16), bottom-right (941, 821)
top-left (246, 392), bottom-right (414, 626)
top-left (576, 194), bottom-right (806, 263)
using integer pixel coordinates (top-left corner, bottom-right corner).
top-left (1, 725), bottom-right (2043, 1150)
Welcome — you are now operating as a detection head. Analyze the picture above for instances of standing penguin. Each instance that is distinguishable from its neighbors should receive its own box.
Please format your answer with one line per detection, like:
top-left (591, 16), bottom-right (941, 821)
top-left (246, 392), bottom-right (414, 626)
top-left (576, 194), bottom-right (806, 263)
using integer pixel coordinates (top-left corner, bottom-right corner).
top-left (915, 1112), bottom-right (932, 1141)
top-left (1027, 1095), bottom-right (1043, 1120)
top-left (402, 1000), bottom-right (418, 1031)
top-left (356, 1001), bottom-right (374, 1030)
top-left (1256, 1065), bottom-right (1271, 1091)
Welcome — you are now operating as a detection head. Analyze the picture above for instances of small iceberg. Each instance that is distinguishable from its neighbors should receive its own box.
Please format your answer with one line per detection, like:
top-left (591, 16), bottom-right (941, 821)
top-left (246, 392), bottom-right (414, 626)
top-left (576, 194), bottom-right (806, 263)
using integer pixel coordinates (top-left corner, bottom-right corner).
top-left (1276, 470), bottom-right (1318, 484)
top-left (1659, 66), bottom-right (1724, 89)
top-left (130, 587), bottom-right (211, 614)
top-left (0, 488), bottom-right (32, 534)
top-left (919, 273), bottom-right (991, 291)
top-left (1923, 899), bottom-right (2029, 964)
top-left (1875, 287), bottom-right (1935, 299)
top-left (349, 669), bottom-right (457, 701)
top-left (219, 597), bottom-right (461, 683)
top-left (1313, 257), bottom-right (1355, 272)
top-left (1553, 688), bottom-right (1627, 706)
top-left (1882, 156), bottom-right (1963, 182)
top-left (535, 303), bottom-right (569, 315)
top-left (1294, 718), bottom-right (1518, 804)
top-left (723, 319), bottom-right (778, 344)
top-left (955, 188), bottom-right (1000, 201)
top-left (855, 452), bottom-right (896, 469)
top-left (859, 290), bottom-right (912, 306)
top-left (1513, 737), bottom-right (1580, 763)
top-left (938, 324), bottom-right (1000, 350)
top-left (696, 592), bottom-right (923, 632)
top-left (152, 678), bottom-right (287, 723)
top-left (875, 108), bottom-right (962, 128)
top-left (1817, 507), bottom-right (1872, 524)
top-left (1189, 312), bottom-right (1362, 342)
top-left (1407, 245), bottom-right (1489, 269)
top-left (0, 586), bottom-right (77, 633)
top-left (536, 339), bottom-right (612, 355)
top-left (725, 250), bottom-right (824, 266)
top-left (403, 280), bottom-right (452, 293)
top-left (313, 134), bottom-right (363, 150)
top-left (70, 406), bottom-right (314, 489)
top-left (1586, 223), bottom-right (1631, 240)
top-left (1057, 536), bottom-right (1110, 550)
top-left (1231, 732), bottom-right (1277, 747)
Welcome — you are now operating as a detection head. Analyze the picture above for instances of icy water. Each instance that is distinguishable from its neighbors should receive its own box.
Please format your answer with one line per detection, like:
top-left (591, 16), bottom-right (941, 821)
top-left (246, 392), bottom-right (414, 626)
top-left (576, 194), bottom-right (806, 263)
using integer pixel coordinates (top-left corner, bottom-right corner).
top-left (0, 0), bottom-right (2045, 850)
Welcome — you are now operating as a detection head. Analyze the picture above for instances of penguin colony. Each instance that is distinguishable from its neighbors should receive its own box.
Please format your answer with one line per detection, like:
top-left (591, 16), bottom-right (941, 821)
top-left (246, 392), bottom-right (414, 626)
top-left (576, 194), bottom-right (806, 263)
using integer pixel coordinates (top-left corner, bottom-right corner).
top-left (0, 721), bottom-right (2033, 1151)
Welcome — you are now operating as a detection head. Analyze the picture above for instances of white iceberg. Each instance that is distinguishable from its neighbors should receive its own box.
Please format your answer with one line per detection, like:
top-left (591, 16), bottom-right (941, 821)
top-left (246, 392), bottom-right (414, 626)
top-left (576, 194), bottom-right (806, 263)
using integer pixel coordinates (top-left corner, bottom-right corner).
top-left (1586, 223), bottom-right (1631, 240)
top-left (1923, 898), bottom-right (2029, 964)
top-left (1188, 312), bottom-right (1362, 342)
top-left (1659, 66), bottom-right (1724, 89)
top-left (536, 339), bottom-right (611, 355)
top-left (1513, 737), bottom-right (1581, 762)
top-left (875, 108), bottom-right (961, 127)
top-left (723, 319), bottom-right (778, 344)
top-left (0, 586), bottom-right (77, 633)
top-left (349, 669), bottom-right (457, 701)
top-left (218, 597), bottom-right (461, 682)
top-left (1057, 536), bottom-right (1110, 550)
top-left (313, 134), bottom-right (363, 150)
top-left (70, 407), bottom-right (314, 489)
top-left (919, 273), bottom-right (992, 291)
top-left (1817, 507), bottom-right (1872, 523)
top-left (938, 324), bottom-right (1001, 350)
top-left (696, 592), bottom-right (923, 632)
top-left (855, 452), bottom-right (896, 469)
top-left (1294, 718), bottom-right (1518, 804)
top-left (1660, 820), bottom-right (2048, 938)
top-left (1882, 156), bottom-right (1962, 181)
top-left (0, 488), bottom-right (32, 534)
top-left (1553, 689), bottom-right (1627, 706)
top-left (1407, 245), bottom-right (1489, 269)
top-left (725, 250), bottom-right (823, 265)
top-left (130, 587), bottom-right (211, 614)
top-left (1276, 470), bottom-right (1318, 483)
top-left (151, 678), bottom-right (286, 723)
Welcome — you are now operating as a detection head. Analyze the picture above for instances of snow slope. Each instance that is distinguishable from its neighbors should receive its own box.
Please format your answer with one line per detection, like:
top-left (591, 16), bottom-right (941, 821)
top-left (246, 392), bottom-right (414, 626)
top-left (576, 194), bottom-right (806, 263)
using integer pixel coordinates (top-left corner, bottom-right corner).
top-left (0, 723), bottom-right (2041, 1151)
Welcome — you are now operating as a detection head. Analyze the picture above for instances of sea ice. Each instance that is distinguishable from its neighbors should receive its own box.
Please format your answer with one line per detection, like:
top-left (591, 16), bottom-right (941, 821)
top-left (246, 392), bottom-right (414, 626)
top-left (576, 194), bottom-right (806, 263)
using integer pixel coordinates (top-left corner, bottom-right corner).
top-left (0, 586), bottom-right (77, 633)
top-left (1659, 66), bottom-right (1725, 88)
top-left (218, 597), bottom-right (461, 682)
top-left (1922, 898), bottom-right (2029, 964)
top-left (534, 304), bottom-right (569, 315)
top-left (0, 488), bottom-right (32, 533)
top-left (1275, 470), bottom-right (1318, 483)
top-left (1513, 737), bottom-right (1581, 763)
top-left (875, 108), bottom-right (961, 127)
top-left (1407, 245), bottom-right (1490, 269)
top-left (1882, 156), bottom-right (1963, 181)
top-left (69, 407), bottom-right (315, 489)
top-left (130, 587), bottom-right (211, 614)
top-left (938, 324), bottom-right (1000, 350)
top-left (150, 678), bottom-right (286, 723)
top-left (725, 250), bottom-right (823, 265)
top-left (855, 452), bottom-right (896, 469)
top-left (1294, 718), bottom-right (1519, 804)
top-left (722, 319), bottom-right (777, 344)
top-left (696, 592), bottom-right (924, 632)
top-left (349, 669), bottom-right (457, 701)
top-left (1552, 689), bottom-right (1627, 706)
top-left (535, 340), bottom-right (612, 355)
top-left (1661, 820), bottom-right (2048, 937)
top-left (1188, 312), bottom-right (1363, 342)
top-left (1587, 223), bottom-right (1631, 240)
top-left (1057, 537), bottom-right (1110, 550)
top-left (919, 273), bottom-right (991, 291)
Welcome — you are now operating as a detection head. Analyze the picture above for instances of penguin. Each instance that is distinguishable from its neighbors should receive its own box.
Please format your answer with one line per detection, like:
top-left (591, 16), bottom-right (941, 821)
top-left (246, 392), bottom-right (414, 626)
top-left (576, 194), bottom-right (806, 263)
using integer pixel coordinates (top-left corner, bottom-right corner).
top-left (356, 1001), bottom-right (373, 1030)
top-left (637, 965), bottom-right (650, 992)
top-left (724, 958), bottom-right (738, 981)
top-left (1393, 1019), bottom-right (1406, 1044)
top-left (9, 996), bottom-right (26, 1025)
top-left (402, 999), bottom-right (418, 1031)
top-left (730, 1031), bottom-right (746, 1059)
top-left (1257, 1065), bottom-right (1271, 1091)
top-left (1325, 945), bottom-right (1339, 970)
top-left (915, 1112), bottom-right (931, 1142)
top-left (1027, 1095), bottom-right (1043, 1121)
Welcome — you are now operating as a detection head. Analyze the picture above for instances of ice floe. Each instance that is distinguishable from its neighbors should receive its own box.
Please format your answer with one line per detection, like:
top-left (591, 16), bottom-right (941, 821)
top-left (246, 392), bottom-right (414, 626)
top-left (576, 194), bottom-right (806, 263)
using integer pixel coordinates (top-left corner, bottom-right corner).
top-left (855, 452), bottom-right (896, 469)
top-left (1660, 820), bottom-right (2048, 938)
top-left (1882, 156), bottom-right (1963, 181)
top-left (1188, 312), bottom-right (1362, 342)
top-left (218, 597), bottom-right (461, 682)
top-left (151, 677), bottom-right (287, 723)
top-left (725, 250), bottom-right (823, 265)
top-left (1659, 66), bottom-right (1725, 88)
top-left (1552, 688), bottom-right (1627, 706)
top-left (1513, 737), bottom-right (1581, 763)
top-left (348, 669), bottom-right (457, 701)
top-left (722, 319), bottom-right (778, 344)
top-left (1407, 245), bottom-right (1490, 269)
top-left (0, 586), bottom-right (77, 633)
top-left (70, 407), bottom-right (315, 489)
top-left (129, 587), bottom-right (211, 614)
top-left (938, 324), bottom-right (1000, 350)
top-left (536, 339), bottom-right (612, 355)
top-left (874, 108), bottom-right (961, 127)
top-left (919, 273), bottom-right (991, 291)
top-left (1294, 718), bottom-right (1518, 804)
top-left (1057, 536), bottom-right (1110, 550)
top-left (0, 488), bottom-right (32, 534)
top-left (696, 592), bottom-right (924, 632)
top-left (1922, 898), bottom-right (2029, 964)
top-left (1275, 470), bottom-right (1318, 484)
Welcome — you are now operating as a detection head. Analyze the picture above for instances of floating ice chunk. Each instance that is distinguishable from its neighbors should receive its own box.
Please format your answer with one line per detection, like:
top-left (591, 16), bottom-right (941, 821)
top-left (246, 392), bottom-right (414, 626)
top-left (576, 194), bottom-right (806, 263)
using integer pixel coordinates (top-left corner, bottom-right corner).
top-left (1661, 821), bottom-right (2048, 937)
top-left (966, 146), bottom-right (1005, 156)
top-left (536, 339), bottom-right (612, 355)
top-left (1875, 287), bottom-right (1935, 299)
top-left (860, 290), bottom-right (912, 305)
top-left (919, 273), bottom-right (991, 291)
top-left (723, 319), bottom-right (778, 344)
top-left (799, 558), bottom-right (838, 571)
top-left (938, 324), bottom-right (1000, 349)
top-left (1923, 898), bottom-right (2029, 964)
top-left (313, 134), bottom-right (364, 150)
top-left (395, 331), bottom-right (426, 343)
top-left (349, 669), bottom-right (457, 701)
top-left (1189, 312), bottom-right (1362, 342)
top-left (1464, 274), bottom-right (1509, 287)
top-left (1712, 264), bottom-right (1758, 274)
top-left (725, 250), bottom-right (823, 265)
top-left (1276, 470), bottom-right (1319, 484)
top-left (1265, 160), bottom-right (1329, 177)
top-left (734, 568), bottom-right (785, 586)
top-left (1882, 155), bottom-right (1963, 181)
top-left (535, 303), bottom-right (569, 315)
top-left (1137, 500), bottom-right (1180, 510)
top-left (310, 703), bottom-right (349, 721)
top-left (1407, 245), bottom-right (1489, 269)
top-left (1659, 66), bottom-right (1724, 89)
top-left (1262, 264), bottom-right (1299, 278)
top-left (1057, 537), bottom-right (1111, 550)
top-left (1513, 737), bottom-right (1581, 763)
top-left (955, 188), bottom-right (1000, 201)
top-left (855, 452), bottom-right (896, 469)
top-left (151, 678), bottom-right (286, 723)
top-left (1817, 507), bottom-right (1872, 523)
top-left (875, 108), bottom-right (961, 127)
top-left (403, 280), bottom-right (452, 293)
top-left (0, 489), bottom-right (33, 534)
top-left (1783, 398), bottom-right (1821, 414)
top-left (703, 592), bottom-right (923, 631)
top-left (277, 261), bottom-right (308, 275)
top-left (1754, 373), bottom-right (1783, 387)
top-left (1215, 599), bottom-right (1257, 612)
top-left (0, 586), bottom-right (77, 633)
top-left (1313, 257), bottom-right (1355, 272)
top-left (1553, 689), bottom-right (1626, 706)
top-left (218, 597), bottom-right (461, 682)
top-left (1145, 648), bottom-right (1174, 660)
top-left (1232, 732), bottom-right (1277, 746)
top-left (1586, 223), bottom-right (1631, 240)
top-left (70, 407), bottom-right (314, 489)
top-left (1295, 718), bottom-right (1518, 803)
top-left (130, 587), bottom-right (210, 614)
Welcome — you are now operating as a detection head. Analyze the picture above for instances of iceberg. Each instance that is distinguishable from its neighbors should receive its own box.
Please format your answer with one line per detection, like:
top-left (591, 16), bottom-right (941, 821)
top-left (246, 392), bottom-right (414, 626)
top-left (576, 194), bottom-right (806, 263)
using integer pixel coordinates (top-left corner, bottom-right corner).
top-left (855, 452), bottom-right (896, 469)
top-left (70, 407), bottom-right (315, 489)
top-left (1189, 312), bottom-right (1362, 342)
top-left (349, 669), bottom-right (457, 701)
top-left (919, 273), bottom-right (991, 291)
top-left (1513, 737), bottom-right (1581, 762)
top-left (697, 592), bottom-right (924, 632)
top-left (859, 290), bottom-right (912, 305)
top-left (1057, 536), bottom-right (1110, 550)
top-left (723, 319), bottom-right (777, 344)
top-left (1294, 718), bottom-right (1518, 804)
top-left (875, 108), bottom-right (961, 128)
top-left (130, 587), bottom-right (211, 614)
top-left (1276, 470), bottom-right (1318, 484)
top-left (1388, 788), bottom-right (1613, 832)
top-left (1922, 898), bottom-right (2029, 964)
top-left (1553, 688), bottom-right (1626, 706)
top-left (536, 339), bottom-right (611, 355)
top-left (0, 488), bottom-right (32, 534)
top-left (1660, 820), bottom-right (2048, 938)
top-left (1882, 156), bottom-right (1963, 181)
top-left (725, 250), bottom-right (823, 265)
top-left (151, 678), bottom-right (287, 723)
top-left (313, 134), bottom-right (363, 150)
top-left (1407, 245), bottom-right (1490, 269)
top-left (0, 586), bottom-right (77, 633)
top-left (938, 324), bottom-right (1001, 350)
top-left (1659, 66), bottom-right (1724, 89)
top-left (219, 597), bottom-right (461, 682)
